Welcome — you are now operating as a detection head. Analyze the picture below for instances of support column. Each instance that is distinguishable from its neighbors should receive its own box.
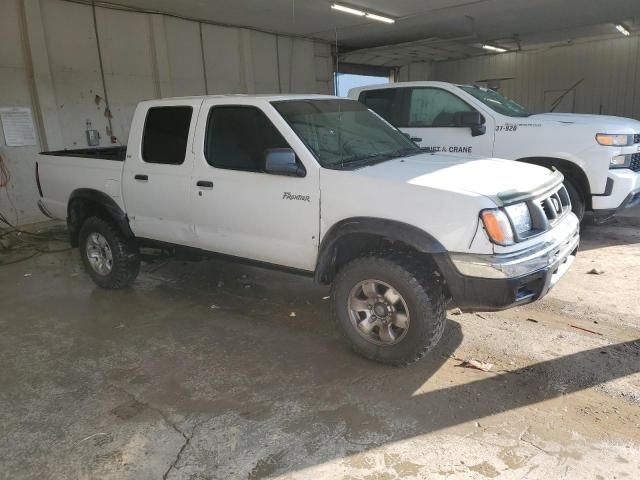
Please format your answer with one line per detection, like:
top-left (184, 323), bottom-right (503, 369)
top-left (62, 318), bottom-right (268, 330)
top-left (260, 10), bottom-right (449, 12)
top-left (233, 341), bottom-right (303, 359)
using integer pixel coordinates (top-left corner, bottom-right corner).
top-left (150, 14), bottom-right (173, 98)
top-left (239, 29), bottom-right (254, 94)
top-left (21, 0), bottom-right (64, 150)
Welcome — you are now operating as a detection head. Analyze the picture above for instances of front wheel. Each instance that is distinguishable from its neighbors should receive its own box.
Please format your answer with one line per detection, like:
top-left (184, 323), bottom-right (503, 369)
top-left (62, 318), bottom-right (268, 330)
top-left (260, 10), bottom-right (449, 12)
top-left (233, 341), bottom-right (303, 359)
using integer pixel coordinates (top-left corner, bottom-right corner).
top-left (79, 216), bottom-right (140, 289)
top-left (563, 178), bottom-right (585, 221)
top-left (331, 256), bottom-right (446, 366)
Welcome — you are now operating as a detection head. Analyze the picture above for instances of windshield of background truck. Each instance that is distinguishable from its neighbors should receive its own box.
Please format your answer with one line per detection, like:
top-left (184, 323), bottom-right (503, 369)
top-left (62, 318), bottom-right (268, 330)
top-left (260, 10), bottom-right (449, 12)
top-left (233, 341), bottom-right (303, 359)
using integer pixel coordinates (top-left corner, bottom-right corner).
top-left (458, 85), bottom-right (531, 117)
top-left (272, 99), bottom-right (420, 169)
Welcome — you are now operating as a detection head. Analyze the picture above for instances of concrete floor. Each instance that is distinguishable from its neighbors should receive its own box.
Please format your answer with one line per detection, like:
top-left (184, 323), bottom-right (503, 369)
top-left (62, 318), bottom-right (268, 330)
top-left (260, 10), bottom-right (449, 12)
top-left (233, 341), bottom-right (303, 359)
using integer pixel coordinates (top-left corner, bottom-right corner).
top-left (1, 211), bottom-right (639, 479)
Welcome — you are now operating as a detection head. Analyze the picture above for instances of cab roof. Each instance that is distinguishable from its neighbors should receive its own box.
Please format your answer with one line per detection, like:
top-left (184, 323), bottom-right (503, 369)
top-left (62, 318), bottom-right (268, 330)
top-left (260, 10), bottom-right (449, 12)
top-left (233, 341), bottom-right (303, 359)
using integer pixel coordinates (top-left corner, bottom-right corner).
top-left (347, 81), bottom-right (468, 98)
top-left (140, 93), bottom-right (341, 104)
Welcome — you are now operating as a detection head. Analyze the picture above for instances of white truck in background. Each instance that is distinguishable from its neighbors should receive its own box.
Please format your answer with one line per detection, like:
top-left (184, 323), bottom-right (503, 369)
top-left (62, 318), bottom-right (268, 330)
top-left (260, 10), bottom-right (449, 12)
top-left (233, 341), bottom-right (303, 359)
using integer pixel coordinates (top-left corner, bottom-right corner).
top-left (349, 81), bottom-right (640, 220)
top-left (36, 94), bottom-right (578, 365)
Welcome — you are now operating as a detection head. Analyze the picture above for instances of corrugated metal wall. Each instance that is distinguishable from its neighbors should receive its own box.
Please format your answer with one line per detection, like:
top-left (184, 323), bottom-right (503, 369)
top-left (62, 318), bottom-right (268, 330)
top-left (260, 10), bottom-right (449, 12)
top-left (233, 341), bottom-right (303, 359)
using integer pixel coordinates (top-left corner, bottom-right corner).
top-left (431, 36), bottom-right (640, 118)
top-left (398, 62), bottom-right (432, 82)
top-left (0, 0), bottom-right (333, 224)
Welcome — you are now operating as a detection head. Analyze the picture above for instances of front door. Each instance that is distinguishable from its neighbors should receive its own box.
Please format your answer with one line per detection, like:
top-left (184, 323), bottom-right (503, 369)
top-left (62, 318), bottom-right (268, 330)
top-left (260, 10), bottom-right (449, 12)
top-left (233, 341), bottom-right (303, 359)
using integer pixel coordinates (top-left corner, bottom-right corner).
top-left (191, 100), bottom-right (319, 271)
top-left (400, 87), bottom-right (495, 158)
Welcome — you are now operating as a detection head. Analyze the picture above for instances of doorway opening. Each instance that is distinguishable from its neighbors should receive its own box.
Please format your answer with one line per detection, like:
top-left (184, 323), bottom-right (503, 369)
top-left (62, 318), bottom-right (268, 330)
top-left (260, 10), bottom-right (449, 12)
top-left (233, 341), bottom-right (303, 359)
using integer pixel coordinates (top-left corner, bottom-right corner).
top-left (335, 73), bottom-right (390, 97)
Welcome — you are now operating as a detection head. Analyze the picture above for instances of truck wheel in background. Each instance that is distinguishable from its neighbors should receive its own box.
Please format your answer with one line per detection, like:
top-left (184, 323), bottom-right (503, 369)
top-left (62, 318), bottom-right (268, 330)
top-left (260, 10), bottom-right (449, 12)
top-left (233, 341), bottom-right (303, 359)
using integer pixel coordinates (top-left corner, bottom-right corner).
top-left (78, 216), bottom-right (140, 289)
top-left (331, 255), bottom-right (446, 366)
top-left (563, 178), bottom-right (585, 221)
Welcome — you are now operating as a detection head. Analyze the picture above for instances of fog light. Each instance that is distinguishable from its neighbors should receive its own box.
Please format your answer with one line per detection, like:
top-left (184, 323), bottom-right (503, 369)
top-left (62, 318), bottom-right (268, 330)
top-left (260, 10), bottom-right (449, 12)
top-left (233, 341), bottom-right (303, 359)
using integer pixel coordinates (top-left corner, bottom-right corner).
top-left (610, 154), bottom-right (630, 168)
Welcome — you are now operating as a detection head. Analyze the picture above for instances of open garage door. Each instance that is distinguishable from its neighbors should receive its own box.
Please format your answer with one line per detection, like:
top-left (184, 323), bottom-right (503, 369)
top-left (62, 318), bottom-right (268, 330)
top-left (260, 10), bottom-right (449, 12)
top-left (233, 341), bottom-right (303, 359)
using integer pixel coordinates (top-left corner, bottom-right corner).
top-left (335, 63), bottom-right (393, 96)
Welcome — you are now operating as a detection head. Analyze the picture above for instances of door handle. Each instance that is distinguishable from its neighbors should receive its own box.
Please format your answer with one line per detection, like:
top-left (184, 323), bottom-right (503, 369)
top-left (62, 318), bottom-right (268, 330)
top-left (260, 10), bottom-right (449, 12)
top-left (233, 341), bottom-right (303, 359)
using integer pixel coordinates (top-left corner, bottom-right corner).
top-left (196, 180), bottom-right (214, 188)
top-left (134, 174), bottom-right (148, 181)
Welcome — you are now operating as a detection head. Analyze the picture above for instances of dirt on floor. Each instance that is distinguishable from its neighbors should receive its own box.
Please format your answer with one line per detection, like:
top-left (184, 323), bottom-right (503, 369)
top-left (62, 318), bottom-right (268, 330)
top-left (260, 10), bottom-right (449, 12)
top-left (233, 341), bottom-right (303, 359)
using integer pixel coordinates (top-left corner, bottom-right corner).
top-left (0, 210), bottom-right (639, 480)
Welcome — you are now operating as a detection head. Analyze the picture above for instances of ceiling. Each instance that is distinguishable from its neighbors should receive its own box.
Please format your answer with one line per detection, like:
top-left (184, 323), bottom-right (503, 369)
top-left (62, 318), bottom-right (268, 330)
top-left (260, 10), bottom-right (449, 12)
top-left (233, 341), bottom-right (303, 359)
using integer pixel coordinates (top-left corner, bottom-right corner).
top-left (89, 0), bottom-right (640, 64)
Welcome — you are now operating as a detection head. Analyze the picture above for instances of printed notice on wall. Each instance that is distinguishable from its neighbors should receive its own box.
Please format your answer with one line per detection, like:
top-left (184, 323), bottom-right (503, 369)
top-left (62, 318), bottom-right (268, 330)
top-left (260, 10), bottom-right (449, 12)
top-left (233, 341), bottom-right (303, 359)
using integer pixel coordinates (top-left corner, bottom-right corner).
top-left (0, 107), bottom-right (37, 147)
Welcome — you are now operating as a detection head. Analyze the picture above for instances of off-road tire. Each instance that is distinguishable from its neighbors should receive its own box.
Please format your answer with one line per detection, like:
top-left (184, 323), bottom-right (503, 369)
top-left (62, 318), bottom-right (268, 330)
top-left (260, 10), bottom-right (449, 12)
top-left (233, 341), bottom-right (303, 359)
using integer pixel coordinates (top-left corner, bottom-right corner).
top-left (564, 178), bottom-right (585, 221)
top-left (331, 255), bottom-right (446, 366)
top-left (79, 216), bottom-right (140, 289)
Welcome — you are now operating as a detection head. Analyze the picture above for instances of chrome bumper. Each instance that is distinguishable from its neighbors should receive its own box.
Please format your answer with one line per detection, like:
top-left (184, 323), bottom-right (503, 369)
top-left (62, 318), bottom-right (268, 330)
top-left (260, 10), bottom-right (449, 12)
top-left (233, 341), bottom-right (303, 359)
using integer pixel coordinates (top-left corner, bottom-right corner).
top-left (451, 221), bottom-right (580, 280)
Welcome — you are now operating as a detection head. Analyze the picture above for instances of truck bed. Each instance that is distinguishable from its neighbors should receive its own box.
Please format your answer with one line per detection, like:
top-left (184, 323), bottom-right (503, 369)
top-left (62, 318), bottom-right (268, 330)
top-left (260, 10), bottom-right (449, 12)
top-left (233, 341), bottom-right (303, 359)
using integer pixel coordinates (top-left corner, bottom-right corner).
top-left (37, 148), bottom-right (126, 221)
top-left (40, 146), bottom-right (127, 162)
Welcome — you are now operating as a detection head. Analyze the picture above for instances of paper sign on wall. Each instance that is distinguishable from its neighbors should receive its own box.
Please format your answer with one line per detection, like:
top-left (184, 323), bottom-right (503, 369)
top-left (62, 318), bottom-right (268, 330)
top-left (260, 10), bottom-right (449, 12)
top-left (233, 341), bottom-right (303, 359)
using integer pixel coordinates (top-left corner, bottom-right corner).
top-left (0, 107), bottom-right (37, 147)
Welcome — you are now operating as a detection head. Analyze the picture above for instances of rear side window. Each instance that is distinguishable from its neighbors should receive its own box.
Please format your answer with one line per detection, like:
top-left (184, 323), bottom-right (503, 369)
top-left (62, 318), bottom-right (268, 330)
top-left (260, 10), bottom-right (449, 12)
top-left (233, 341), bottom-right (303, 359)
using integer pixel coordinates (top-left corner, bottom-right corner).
top-left (142, 106), bottom-right (193, 165)
top-left (205, 106), bottom-right (290, 172)
top-left (359, 89), bottom-right (398, 123)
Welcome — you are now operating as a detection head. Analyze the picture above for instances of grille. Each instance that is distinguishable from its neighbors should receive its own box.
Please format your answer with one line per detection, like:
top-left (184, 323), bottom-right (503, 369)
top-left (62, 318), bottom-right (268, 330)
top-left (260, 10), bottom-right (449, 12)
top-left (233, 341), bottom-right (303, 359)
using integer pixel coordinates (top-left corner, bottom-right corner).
top-left (631, 152), bottom-right (640, 172)
top-left (634, 134), bottom-right (640, 144)
top-left (507, 186), bottom-right (571, 242)
top-left (539, 186), bottom-right (571, 223)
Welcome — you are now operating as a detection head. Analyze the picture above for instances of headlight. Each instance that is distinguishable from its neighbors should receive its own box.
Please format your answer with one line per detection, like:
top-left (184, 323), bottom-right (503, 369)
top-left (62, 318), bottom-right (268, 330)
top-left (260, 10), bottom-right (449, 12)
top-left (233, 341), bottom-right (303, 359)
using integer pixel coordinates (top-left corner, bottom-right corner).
top-left (596, 133), bottom-right (633, 146)
top-left (610, 154), bottom-right (631, 169)
top-left (505, 202), bottom-right (532, 234)
top-left (480, 209), bottom-right (515, 245)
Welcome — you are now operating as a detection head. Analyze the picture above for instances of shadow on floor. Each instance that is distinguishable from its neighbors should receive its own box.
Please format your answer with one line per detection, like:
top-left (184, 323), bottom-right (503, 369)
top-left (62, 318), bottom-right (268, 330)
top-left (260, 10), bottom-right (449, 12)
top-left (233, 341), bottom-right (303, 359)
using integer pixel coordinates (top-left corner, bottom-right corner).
top-left (2, 245), bottom-right (639, 479)
top-left (577, 211), bottom-right (640, 252)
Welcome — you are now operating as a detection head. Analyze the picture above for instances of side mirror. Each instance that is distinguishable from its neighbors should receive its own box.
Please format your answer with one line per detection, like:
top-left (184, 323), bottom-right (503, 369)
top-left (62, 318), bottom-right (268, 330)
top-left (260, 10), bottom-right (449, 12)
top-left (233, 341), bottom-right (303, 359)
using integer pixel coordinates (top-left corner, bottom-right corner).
top-left (402, 132), bottom-right (423, 143)
top-left (264, 148), bottom-right (306, 177)
top-left (453, 111), bottom-right (486, 137)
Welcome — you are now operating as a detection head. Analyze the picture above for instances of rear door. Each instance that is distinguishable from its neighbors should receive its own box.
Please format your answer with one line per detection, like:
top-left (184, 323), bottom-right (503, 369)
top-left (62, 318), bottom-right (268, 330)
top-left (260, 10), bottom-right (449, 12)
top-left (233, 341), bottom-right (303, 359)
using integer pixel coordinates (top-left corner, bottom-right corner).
top-left (122, 100), bottom-right (200, 246)
top-left (360, 87), bottom-right (495, 158)
top-left (190, 99), bottom-right (320, 271)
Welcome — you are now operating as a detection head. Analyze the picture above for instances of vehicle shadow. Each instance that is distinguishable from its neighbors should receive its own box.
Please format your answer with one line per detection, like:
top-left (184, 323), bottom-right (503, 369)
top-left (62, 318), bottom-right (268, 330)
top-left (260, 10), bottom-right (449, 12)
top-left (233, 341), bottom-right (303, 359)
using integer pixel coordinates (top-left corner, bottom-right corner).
top-left (241, 330), bottom-right (640, 478)
top-left (5, 228), bottom-right (639, 479)
top-left (125, 257), bottom-right (640, 477)
top-left (579, 209), bottom-right (640, 252)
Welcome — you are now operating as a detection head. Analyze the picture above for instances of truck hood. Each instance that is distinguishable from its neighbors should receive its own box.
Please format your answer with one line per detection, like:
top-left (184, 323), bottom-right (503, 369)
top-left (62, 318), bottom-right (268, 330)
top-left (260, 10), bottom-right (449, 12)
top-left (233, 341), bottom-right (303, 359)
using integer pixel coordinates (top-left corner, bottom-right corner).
top-left (352, 153), bottom-right (559, 204)
top-left (528, 113), bottom-right (640, 132)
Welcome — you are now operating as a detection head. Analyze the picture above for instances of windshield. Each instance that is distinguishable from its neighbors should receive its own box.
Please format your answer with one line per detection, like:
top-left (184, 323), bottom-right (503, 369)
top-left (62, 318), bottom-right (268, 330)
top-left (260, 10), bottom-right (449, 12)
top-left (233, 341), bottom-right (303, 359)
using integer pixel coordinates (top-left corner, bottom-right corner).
top-left (458, 86), bottom-right (531, 117)
top-left (271, 99), bottom-right (420, 169)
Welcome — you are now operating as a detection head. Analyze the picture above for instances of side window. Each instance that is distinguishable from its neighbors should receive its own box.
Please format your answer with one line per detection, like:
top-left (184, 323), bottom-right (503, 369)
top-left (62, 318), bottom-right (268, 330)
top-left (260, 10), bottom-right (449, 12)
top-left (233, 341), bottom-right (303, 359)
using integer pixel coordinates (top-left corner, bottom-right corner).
top-left (142, 106), bottom-right (192, 164)
top-left (408, 88), bottom-right (473, 127)
top-left (205, 106), bottom-right (290, 172)
top-left (359, 89), bottom-right (398, 124)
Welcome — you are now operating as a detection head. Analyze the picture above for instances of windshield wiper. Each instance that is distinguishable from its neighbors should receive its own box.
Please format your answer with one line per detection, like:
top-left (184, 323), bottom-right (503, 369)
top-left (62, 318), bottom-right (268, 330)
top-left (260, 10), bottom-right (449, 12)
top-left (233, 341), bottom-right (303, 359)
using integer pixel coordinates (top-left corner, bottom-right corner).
top-left (335, 147), bottom-right (421, 170)
top-left (389, 147), bottom-right (422, 158)
top-left (344, 152), bottom-right (391, 165)
top-left (333, 152), bottom-right (394, 169)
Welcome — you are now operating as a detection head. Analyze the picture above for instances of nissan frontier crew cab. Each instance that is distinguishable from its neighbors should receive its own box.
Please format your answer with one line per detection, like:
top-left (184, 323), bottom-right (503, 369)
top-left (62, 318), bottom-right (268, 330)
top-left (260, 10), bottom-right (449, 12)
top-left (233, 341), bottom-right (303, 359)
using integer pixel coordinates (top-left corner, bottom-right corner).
top-left (349, 81), bottom-right (640, 221)
top-left (36, 94), bottom-right (579, 365)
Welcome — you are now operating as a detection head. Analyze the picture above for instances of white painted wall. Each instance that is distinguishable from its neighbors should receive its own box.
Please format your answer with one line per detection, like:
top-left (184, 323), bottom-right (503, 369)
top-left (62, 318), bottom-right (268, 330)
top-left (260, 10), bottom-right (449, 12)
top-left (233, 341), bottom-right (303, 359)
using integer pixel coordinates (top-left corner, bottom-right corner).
top-left (0, 0), bottom-right (43, 225)
top-left (400, 35), bottom-right (640, 120)
top-left (0, 0), bottom-right (333, 225)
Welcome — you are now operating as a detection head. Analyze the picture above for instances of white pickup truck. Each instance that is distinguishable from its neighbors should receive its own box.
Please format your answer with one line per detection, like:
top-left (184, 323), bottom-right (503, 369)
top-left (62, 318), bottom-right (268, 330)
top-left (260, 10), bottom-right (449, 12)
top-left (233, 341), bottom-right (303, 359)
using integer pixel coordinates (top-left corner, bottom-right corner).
top-left (36, 94), bottom-right (579, 365)
top-left (349, 81), bottom-right (640, 220)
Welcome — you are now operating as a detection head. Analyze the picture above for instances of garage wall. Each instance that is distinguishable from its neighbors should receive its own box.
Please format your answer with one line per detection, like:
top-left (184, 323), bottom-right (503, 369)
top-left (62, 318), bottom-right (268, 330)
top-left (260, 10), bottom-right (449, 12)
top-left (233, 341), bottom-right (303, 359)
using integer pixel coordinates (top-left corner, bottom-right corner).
top-left (397, 61), bottom-right (432, 82)
top-left (0, 0), bottom-right (44, 225)
top-left (0, 0), bottom-right (333, 225)
top-left (426, 35), bottom-right (640, 118)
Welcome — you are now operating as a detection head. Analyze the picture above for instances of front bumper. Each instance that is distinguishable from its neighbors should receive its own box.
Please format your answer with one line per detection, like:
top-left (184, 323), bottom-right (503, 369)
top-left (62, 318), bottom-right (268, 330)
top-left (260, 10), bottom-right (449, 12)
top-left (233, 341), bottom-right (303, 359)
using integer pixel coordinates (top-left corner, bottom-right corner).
top-left (593, 189), bottom-right (640, 222)
top-left (434, 224), bottom-right (579, 312)
top-left (592, 168), bottom-right (640, 219)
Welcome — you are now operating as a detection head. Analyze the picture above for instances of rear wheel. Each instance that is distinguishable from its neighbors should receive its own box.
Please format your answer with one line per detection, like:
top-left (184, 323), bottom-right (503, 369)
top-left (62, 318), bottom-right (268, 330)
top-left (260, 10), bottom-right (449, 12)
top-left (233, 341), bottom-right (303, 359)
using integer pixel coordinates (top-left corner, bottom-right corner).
top-left (331, 255), bottom-right (446, 366)
top-left (79, 217), bottom-right (140, 289)
top-left (563, 177), bottom-right (585, 221)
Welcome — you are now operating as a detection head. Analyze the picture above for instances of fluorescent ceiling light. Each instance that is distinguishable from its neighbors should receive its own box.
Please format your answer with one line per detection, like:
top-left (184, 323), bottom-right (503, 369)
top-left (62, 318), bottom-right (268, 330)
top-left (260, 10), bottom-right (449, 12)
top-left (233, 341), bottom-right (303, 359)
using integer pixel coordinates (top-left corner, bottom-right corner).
top-left (331, 3), bottom-right (396, 24)
top-left (616, 24), bottom-right (630, 36)
top-left (365, 13), bottom-right (395, 24)
top-left (331, 3), bottom-right (365, 17)
top-left (482, 44), bottom-right (507, 53)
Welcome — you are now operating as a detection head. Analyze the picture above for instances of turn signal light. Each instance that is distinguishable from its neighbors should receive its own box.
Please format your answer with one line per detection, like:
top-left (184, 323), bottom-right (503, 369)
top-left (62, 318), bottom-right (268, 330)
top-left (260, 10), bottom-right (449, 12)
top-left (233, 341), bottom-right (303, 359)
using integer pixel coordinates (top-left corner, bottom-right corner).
top-left (481, 209), bottom-right (515, 245)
